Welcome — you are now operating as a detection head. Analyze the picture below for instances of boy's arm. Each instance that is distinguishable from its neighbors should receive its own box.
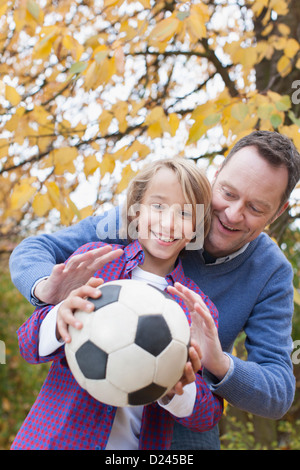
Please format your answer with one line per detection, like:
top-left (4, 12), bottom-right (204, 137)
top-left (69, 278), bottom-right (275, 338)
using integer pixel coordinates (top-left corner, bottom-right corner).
top-left (9, 208), bottom-right (122, 305)
top-left (17, 304), bottom-right (64, 364)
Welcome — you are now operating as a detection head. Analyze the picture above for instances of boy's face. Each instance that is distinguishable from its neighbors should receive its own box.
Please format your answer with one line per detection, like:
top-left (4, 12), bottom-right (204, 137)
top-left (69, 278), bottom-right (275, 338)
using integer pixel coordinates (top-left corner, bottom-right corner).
top-left (137, 167), bottom-right (195, 275)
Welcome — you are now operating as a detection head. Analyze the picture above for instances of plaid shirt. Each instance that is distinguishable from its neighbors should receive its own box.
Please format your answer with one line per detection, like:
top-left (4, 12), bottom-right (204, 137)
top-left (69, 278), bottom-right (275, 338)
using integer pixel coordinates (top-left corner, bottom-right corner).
top-left (12, 240), bottom-right (222, 450)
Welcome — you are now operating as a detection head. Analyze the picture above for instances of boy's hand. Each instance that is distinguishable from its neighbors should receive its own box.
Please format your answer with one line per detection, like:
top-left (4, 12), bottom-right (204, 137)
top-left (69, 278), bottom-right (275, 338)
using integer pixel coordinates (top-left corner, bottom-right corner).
top-left (34, 245), bottom-right (124, 305)
top-left (56, 277), bottom-right (103, 343)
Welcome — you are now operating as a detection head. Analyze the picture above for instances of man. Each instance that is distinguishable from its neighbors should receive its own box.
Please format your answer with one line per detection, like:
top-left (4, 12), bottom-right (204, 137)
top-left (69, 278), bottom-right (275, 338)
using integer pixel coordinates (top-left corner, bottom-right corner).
top-left (9, 131), bottom-right (300, 449)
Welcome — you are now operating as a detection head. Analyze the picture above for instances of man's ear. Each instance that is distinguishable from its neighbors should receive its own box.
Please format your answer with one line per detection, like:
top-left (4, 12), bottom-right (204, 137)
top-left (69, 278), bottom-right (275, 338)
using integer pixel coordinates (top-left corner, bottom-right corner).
top-left (271, 201), bottom-right (289, 223)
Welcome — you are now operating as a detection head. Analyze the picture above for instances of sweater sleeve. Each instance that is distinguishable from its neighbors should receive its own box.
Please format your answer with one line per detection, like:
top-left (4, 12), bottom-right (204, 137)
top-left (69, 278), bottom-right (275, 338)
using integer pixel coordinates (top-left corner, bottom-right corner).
top-left (9, 208), bottom-right (121, 305)
top-left (204, 259), bottom-right (295, 419)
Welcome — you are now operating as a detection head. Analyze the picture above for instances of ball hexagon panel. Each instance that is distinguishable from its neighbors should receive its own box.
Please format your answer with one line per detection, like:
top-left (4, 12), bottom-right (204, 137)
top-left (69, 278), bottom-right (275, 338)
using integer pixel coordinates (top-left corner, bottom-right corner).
top-left (90, 303), bottom-right (138, 354)
top-left (135, 314), bottom-right (172, 356)
top-left (128, 383), bottom-right (167, 406)
top-left (88, 284), bottom-right (121, 310)
top-left (107, 343), bottom-right (156, 393)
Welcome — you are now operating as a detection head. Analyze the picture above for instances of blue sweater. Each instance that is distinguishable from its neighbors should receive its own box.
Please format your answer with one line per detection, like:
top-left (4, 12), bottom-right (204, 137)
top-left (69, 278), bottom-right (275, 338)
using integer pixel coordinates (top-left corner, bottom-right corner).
top-left (9, 209), bottom-right (295, 419)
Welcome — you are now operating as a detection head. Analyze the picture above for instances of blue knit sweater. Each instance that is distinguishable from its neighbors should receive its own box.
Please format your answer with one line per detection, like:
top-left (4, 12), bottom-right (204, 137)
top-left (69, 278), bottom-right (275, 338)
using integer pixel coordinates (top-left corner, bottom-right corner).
top-left (9, 209), bottom-right (295, 419)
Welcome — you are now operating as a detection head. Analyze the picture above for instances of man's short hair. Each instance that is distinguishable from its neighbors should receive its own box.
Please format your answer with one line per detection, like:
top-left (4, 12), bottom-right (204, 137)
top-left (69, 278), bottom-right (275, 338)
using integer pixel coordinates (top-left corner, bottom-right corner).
top-left (221, 130), bottom-right (300, 207)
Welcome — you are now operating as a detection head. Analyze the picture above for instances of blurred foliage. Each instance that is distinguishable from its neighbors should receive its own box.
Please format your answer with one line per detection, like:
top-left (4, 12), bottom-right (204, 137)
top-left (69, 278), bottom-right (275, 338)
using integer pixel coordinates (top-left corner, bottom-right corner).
top-left (0, 256), bottom-right (49, 450)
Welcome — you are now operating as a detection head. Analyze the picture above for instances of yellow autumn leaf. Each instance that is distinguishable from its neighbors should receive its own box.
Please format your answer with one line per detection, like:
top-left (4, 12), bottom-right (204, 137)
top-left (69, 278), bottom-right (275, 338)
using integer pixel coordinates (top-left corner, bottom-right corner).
top-left (45, 181), bottom-right (61, 206)
top-left (62, 34), bottom-right (84, 61)
top-left (50, 147), bottom-right (77, 175)
top-left (113, 101), bottom-right (128, 133)
top-left (32, 193), bottom-right (52, 217)
top-left (186, 4), bottom-right (208, 40)
top-left (144, 106), bottom-right (165, 125)
top-left (10, 178), bottom-right (37, 210)
top-left (277, 54), bottom-right (292, 77)
top-left (99, 110), bottom-right (113, 135)
top-left (168, 113), bottom-right (180, 137)
top-left (114, 46), bottom-right (125, 75)
top-left (79, 205), bottom-right (94, 219)
top-left (128, 140), bottom-right (150, 160)
top-left (294, 287), bottom-right (300, 306)
top-left (0, 139), bottom-right (9, 158)
top-left (33, 27), bottom-right (59, 60)
top-left (277, 23), bottom-right (290, 36)
top-left (84, 155), bottom-right (100, 177)
top-left (5, 85), bottom-right (21, 106)
top-left (271, 0), bottom-right (289, 16)
top-left (187, 116), bottom-right (207, 144)
top-left (99, 155), bottom-right (115, 176)
top-left (115, 164), bottom-right (136, 194)
top-left (284, 38), bottom-right (299, 59)
top-left (147, 122), bottom-right (163, 138)
top-left (150, 16), bottom-right (181, 42)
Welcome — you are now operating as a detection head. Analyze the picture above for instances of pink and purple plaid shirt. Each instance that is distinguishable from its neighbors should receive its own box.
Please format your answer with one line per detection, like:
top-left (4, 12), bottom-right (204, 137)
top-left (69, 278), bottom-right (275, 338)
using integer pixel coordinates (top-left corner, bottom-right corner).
top-left (11, 240), bottom-right (222, 450)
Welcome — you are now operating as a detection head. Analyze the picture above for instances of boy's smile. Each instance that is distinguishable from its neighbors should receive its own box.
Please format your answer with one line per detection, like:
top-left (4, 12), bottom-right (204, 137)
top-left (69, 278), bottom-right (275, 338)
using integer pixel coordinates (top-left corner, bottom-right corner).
top-left (137, 167), bottom-right (195, 277)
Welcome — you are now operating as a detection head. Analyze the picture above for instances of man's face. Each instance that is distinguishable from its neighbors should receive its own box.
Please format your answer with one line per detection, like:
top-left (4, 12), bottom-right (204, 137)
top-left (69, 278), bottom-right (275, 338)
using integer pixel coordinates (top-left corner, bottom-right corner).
top-left (204, 146), bottom-right (289, 258)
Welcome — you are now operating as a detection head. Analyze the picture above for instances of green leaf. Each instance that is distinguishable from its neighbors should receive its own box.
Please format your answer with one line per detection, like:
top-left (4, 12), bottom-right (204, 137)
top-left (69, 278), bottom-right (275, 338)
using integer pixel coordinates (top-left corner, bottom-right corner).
top-left (270, 113), bottom-right (283, 128)
top-left (275, 95), bottom-right (291, 111)
top-left (231, 103), bottom-right (249, 122)
top-left (177, 10), bottom-right (190, 21)
top-left (68, 61), bottom-right (87, 76)
top-left (27, 0), bottom-right (40, 20)
top-left (204, 113), bottom-right (221, 126)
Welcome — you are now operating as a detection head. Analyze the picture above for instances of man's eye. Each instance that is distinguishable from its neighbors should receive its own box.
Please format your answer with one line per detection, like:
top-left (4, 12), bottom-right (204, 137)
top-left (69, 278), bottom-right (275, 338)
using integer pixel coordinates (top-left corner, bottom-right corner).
top-left (222, 188), bottom-right (235, 198)
top-left (249, 205), bottom-right (263, 214)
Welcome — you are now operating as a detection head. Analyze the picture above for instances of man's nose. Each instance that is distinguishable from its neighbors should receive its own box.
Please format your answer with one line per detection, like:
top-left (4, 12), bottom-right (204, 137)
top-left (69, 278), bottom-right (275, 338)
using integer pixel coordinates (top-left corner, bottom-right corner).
top-left (224, 201), bottom-right (244, 224)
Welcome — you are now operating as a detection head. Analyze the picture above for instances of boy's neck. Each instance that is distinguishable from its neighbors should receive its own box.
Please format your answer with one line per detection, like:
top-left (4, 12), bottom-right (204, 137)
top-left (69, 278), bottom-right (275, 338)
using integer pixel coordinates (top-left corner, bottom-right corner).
top-left (139, 256), bottom-right (175, 278)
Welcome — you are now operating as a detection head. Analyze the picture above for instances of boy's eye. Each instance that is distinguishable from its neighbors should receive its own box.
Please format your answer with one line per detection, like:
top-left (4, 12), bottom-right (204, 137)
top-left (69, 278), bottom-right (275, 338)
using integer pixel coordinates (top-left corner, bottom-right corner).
top-left (181, 210), bottom-right (192, 219)
top-left (151, 203), bottom-right (165, 211)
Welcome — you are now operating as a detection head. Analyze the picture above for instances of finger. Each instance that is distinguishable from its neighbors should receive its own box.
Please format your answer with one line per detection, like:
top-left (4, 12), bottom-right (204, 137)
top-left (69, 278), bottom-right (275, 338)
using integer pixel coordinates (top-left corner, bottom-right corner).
top-left (70, 285), bottom-right (102, 302)
top-left (188, 343), bottom-right (202, 373)
top-left (182, 361), bottom-right (196, 386)
top-left (192, 302), bottom-right (215, 331)
top-left (167, 285), bottom-right (194, 311)
top-left (89, 248), bottom-right (124, 273)
top-left (57, 319), bottom-right (70, 343)
top-left (86, 277), bottom-right (104, 288)
top-left (64, 245), bottom-right (114, 271)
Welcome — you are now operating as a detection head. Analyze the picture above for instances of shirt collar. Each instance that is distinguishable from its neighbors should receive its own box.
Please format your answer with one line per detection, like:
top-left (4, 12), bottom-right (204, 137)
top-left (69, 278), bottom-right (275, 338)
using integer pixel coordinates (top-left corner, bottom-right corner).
top-left (123, 239), bottom-right (185, 286)
top-left (201, 243), bottom-right (250, 265)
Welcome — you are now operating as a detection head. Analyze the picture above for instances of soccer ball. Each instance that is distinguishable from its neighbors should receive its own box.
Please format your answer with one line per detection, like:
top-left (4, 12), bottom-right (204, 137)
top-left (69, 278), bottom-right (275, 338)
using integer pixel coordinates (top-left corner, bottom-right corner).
top-left (65, 279), bottom-right (190, 407)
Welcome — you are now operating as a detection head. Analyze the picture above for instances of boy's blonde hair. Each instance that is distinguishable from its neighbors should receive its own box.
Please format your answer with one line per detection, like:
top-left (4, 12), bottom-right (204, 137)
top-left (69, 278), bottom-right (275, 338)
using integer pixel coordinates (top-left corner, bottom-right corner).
top-left (121, 157), bottom-right (212, 247)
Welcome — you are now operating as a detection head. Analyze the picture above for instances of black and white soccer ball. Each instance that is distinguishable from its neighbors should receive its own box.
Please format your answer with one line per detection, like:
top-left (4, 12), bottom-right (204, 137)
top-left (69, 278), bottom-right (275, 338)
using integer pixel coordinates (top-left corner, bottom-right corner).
top-left (65, 279), bottom-right (190, 407)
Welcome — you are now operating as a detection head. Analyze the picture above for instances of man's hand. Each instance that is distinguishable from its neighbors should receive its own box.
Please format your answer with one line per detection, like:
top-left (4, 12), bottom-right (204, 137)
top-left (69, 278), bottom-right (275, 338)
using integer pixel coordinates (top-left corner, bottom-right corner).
top-left (34, 245), bottom-right (124, 305)
top-left (167, 282), bottom-right (230, 381)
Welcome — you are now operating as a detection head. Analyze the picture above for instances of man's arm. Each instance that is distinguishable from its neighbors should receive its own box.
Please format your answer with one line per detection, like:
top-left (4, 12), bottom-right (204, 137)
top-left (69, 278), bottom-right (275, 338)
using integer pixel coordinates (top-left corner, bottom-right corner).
top-left (9, 208), bottom-right (122, 305)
